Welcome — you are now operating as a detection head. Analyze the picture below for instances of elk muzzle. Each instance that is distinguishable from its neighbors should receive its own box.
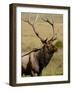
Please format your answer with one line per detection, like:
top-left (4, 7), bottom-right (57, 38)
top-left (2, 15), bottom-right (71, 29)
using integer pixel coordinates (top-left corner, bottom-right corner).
top-left (54, 46), bottom-right (57, 52)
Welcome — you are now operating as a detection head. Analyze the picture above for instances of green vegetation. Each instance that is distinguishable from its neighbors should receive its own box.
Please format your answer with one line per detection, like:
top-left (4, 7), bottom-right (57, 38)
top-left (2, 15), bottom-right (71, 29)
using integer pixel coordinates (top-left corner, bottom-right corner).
top-left (55, 40), bottom-right (63, 48)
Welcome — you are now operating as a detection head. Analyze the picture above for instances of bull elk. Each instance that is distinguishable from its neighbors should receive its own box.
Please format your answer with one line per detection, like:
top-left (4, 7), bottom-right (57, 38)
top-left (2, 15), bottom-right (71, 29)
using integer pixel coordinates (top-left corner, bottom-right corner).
top-left (21, 15), bottom-right (57, 76)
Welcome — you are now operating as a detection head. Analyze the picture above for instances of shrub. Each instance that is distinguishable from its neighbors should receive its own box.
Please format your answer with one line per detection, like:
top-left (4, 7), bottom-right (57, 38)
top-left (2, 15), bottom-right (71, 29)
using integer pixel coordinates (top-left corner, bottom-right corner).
top-left (55, 40), bottom-right (63, 48)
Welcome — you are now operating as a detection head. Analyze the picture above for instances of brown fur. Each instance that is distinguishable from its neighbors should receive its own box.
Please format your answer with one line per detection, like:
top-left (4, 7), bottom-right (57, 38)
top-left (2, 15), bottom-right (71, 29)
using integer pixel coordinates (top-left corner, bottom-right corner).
top-left (21, 43), bottom-right (57, 76)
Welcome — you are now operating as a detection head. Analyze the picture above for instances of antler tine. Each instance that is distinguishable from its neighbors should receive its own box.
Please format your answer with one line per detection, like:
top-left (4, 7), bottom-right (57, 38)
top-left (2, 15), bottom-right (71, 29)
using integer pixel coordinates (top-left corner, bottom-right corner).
top-left (49, 17), bottom-right (57, 42)
top-left (41, 17), bottom-right (53, 27)
top-left (51, 17), bottom-right (55, 37)
top-left (22, 16), bottom-right (31, 26)
top-left (34, 14), bottom-right (39, 24)
top-left (28, 15), bottom-right (32, 24)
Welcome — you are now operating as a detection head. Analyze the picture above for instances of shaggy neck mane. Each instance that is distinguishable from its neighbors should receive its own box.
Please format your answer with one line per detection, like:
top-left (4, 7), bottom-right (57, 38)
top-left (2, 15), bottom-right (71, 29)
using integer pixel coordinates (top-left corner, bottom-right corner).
top-left (37, 45), bottom-right (53, 70)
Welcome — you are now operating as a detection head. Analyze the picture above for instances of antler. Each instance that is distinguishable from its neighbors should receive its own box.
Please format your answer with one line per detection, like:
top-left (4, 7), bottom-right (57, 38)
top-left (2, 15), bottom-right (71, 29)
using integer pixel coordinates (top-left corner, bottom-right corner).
top-left (41, 17), bottom-right (57, 42)
top-left (22, 15), bottom-right (46, 44)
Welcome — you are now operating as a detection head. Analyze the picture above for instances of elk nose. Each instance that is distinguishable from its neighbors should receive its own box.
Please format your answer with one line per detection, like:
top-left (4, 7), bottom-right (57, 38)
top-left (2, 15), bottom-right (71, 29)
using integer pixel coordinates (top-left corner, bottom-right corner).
top-left (54, 47), bottom-right (57, 52)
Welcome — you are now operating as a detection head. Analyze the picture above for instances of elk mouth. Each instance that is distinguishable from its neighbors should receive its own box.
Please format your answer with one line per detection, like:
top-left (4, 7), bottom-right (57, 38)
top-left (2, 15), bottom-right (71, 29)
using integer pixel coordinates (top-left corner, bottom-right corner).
top-left (54, 47), bottom-right (58, 52)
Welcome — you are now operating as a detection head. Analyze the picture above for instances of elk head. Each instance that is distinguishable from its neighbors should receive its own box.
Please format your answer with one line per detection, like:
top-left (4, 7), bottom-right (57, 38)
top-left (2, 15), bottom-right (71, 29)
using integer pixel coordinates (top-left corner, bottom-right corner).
top-left (22, 15), bottom-right (57, 54)
top-left (43, 38), bottom-right (57, 54)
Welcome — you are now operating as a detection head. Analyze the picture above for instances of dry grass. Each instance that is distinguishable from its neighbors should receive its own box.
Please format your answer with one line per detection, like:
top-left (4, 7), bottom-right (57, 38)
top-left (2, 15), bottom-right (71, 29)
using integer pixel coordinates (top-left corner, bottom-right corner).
top-left (21, 13), bottom-right (63, 76)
